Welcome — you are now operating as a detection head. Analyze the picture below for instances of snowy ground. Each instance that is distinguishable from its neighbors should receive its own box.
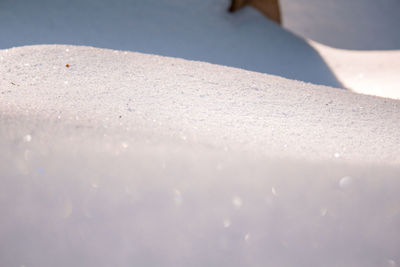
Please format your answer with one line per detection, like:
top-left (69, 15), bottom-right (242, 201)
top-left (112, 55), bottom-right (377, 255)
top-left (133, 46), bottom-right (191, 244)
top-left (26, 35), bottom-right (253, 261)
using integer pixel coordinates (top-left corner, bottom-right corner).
top-left (280, 0), bottom-right (400, 99)
top-left (0, 0), bottom-right (342, 88)
top-left (1, 0), bottom-right (399, 98)
top-left (281, 0), bottom-right (400, 50)
top-left (309, 41), bottom-right (400, 99)
top-left (1, 0), bottom-right (400, 266)
top-left (1, 44), bottom-right (400, 267)
top-left (2, 45), bottom-right (399, 163)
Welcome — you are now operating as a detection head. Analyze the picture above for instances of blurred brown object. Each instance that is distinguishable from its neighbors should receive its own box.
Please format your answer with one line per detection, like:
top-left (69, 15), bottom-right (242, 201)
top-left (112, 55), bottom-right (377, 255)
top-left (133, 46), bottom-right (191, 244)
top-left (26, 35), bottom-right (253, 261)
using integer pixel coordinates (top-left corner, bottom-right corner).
top-left (229, 0), bottom-right (282, 25)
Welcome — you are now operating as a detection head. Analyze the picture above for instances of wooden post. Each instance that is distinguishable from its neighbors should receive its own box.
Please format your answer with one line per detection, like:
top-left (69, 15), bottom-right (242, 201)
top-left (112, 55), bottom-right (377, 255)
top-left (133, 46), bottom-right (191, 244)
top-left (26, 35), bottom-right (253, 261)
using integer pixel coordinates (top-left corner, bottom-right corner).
top-left (228, 0), bottom-right (282, 25)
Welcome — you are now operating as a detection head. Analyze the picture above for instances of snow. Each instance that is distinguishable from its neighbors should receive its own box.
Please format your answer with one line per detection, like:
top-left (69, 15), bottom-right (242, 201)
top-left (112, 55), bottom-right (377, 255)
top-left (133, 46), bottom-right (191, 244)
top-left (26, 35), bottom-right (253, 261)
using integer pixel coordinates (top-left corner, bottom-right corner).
top-left (1, 0), bottom-right (399, 98)
top-left (309, 41), bottom-right (400, 99)
top-left (1, 44), bottom-right (400, 267)
top-left (1, 45), bottom-right (399, 163)
top-left (0, 0), bottom-right (342, 88)
top-left (1, 0), bottom-right (400, 266)
top-left (280, 0), bottom-right (400, 100)
top-left (280, 0), bottom-right (400, 50)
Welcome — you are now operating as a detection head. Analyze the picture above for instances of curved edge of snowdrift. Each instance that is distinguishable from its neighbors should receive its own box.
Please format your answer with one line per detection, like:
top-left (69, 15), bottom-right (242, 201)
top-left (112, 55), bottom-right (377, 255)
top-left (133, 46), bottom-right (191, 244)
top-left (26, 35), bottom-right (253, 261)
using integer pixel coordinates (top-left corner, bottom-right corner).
top-left (1, 44), bottom-right (399, 164)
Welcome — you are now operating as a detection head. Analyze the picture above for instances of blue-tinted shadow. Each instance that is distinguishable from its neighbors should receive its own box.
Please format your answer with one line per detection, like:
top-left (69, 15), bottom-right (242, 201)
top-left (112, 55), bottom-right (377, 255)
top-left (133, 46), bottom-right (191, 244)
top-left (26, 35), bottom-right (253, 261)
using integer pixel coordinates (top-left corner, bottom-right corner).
top-left (0, 0), bottom-right (343, 88)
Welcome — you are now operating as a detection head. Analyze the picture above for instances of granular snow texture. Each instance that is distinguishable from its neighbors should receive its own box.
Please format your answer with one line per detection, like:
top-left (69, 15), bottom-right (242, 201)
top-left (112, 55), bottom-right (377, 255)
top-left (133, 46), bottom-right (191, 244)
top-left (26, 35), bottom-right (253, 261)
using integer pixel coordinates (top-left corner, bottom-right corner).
top-left (1, 45), bottom-right (399, 163)
top-left (0, 45), bottom-right (399, 267)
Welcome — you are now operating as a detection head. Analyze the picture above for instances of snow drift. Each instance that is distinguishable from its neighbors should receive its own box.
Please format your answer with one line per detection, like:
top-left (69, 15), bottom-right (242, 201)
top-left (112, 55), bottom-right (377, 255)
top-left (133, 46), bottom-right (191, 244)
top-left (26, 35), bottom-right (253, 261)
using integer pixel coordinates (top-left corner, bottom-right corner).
top-left (0, 45), bottom-right (399, 267)
top-left (0, 0), bottom-right (342, 88)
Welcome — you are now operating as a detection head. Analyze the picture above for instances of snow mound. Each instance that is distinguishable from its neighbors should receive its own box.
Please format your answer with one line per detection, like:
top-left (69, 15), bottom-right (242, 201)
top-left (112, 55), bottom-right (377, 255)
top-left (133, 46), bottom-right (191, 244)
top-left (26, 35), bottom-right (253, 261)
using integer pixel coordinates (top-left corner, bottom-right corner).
top-left (281, 0), bottom-right (400, 50)
top-left (0, 0), bottom-right (342, 88)
top-left (0, 45), bottom-right (399, 267)
top-left (1, 45), bottom-right (399, 163)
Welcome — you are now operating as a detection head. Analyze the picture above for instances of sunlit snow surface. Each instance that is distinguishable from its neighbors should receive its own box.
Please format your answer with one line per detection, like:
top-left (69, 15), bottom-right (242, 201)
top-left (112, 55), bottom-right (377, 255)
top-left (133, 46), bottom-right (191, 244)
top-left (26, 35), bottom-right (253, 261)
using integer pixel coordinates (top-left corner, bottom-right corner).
top-left (0, 45), bottom-right (400, 267)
